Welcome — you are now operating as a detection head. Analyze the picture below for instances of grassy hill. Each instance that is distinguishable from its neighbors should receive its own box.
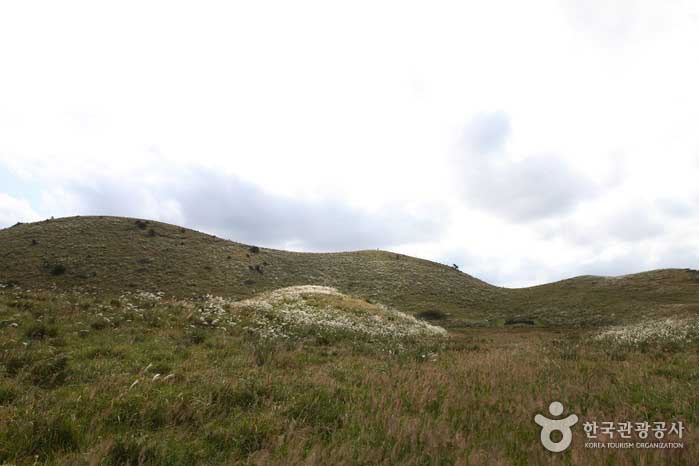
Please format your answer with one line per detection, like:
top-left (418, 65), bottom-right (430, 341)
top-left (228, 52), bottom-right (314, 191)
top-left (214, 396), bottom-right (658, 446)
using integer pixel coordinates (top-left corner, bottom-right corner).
top-left (1, 216), bottom-right (697, 327)
top-left (1, 277), bottom-right (697, 465)
top-left (2, 216), bottom-right (699, 465)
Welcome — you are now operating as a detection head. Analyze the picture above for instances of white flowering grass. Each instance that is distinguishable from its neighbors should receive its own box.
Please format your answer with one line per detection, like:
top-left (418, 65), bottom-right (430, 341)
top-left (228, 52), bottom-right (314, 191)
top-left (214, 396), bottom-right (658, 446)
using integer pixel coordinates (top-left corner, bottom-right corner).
top-left (594, 318), bottom-right (699, 347)
top-left (3, 285), bottom-right (445, 343)
top-left (195, 285), bottom-right (448, 340)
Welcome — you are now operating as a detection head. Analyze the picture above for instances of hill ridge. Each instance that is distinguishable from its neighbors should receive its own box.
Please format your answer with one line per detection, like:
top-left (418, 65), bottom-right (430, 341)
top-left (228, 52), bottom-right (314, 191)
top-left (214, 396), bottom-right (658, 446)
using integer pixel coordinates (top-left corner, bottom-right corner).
top-left (1, 216), bottom-right (697, 326)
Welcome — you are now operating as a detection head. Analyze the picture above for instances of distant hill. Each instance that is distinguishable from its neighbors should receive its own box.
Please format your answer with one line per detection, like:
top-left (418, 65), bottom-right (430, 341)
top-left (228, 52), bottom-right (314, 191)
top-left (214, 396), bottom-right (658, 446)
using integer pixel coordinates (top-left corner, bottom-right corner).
top-left (1, 216), bottom-right (697, 326)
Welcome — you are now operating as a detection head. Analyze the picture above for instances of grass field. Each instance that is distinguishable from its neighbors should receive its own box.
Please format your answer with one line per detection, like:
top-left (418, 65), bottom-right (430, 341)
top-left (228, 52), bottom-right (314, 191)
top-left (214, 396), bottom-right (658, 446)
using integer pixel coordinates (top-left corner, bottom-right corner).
top-left (1, 286), bottom-right (697, 465)
top-left (1, 217), bottom-right (698, 465)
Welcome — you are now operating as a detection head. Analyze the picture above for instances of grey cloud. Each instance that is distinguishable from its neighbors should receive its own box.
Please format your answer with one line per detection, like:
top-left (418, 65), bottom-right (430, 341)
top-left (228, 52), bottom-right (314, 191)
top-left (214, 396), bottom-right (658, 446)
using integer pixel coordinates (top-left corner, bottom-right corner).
top-left (458, 112), bottom-right (598, 222)
top-left (441, 249), bottom-right (572, 287)
top-left (604, 207), bottom-right (664, 241)
top-left (560, 0), bottom-right (657, 47)
top-left (652, 244), bottom-right (699, 270)
top-left (444, 240), bottom-right (698, 288)
top-left (576, 253), bottom-right (652, 278)
top-left (656, 198), bottom-right (693, 218)
top-left (538, 200), bottom-right (675, 247)
top-left (462, 111), bottom-right (511, 155)
top-left (56, 166), bottom-right (443, 251)
top-left (576, 242), bottom-right (699, 278)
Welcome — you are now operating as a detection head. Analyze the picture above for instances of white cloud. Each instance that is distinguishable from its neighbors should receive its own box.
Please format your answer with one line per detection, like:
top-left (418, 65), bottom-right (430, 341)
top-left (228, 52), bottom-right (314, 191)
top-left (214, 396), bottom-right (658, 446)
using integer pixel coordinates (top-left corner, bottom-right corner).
top-left (0, 193), bottom-right (42, 228)
top-left (1, 0), bottom-right (698, 285)
top-left (456, 112), bottom-right (600, 221)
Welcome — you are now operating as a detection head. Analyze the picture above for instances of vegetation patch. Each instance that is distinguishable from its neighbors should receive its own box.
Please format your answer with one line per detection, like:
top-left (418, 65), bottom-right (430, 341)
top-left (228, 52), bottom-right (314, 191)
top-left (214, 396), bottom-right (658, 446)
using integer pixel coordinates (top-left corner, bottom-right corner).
top-left (228, 286), bottom-right (448, 340)
top-left (0, 286), bottom-right (697, 465)
top-left (416, 309), bottom-right (449, 320)
top-left (24, 322), bottom-right (58, 340)
top-left (594, 318), bottom-right (699, 349)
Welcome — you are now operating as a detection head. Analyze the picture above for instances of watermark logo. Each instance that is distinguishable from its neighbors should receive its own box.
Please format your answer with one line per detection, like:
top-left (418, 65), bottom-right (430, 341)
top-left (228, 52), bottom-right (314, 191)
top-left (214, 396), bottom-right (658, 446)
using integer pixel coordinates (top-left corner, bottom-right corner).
top-left (535, 401), bottom-right (686, 452)
top-left (534, 401), bottom-right (579, 452)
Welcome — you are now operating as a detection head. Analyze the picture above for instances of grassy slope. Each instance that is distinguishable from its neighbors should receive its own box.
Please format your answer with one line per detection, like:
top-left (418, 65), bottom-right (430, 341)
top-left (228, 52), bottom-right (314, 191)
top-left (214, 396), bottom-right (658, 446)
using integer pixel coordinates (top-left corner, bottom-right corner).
top-left (0, 288), bottom-right (697, 465)
top-left (2, 217), bottom-right (699, 465)
top-left (505, 270), bottom-right (699, 327)
top-left (1, 216), bottom-right (698, 326)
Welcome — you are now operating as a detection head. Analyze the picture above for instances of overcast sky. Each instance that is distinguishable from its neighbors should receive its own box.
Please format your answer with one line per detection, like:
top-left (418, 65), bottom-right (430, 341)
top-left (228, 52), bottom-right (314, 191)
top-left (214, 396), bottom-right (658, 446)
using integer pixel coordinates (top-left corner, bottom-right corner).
top-left (1, 1), bottom-right (698, 287)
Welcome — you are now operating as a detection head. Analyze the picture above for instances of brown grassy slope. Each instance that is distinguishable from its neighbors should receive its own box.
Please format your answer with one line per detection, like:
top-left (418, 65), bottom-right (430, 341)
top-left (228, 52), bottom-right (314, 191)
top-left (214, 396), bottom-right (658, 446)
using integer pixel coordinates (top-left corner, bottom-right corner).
top-left (1, 216), bottom-right (697, 326)
top-left (2, 288), bottom-right (697, 465)
top-left (0, 216), bottom-right (502, 317)
top-left (505, 270), bottom-right (699, 326)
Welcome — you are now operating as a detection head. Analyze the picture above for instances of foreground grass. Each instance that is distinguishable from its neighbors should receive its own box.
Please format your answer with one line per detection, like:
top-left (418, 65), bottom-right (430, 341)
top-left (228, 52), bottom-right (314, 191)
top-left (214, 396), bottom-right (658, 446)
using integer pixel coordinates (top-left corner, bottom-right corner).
top-left (1, 288), bottom-right (697, 465)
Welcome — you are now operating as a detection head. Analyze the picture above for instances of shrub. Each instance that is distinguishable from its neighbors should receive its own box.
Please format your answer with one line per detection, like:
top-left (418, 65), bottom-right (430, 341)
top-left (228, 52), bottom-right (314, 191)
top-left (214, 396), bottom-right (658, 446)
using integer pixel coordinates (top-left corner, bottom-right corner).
top-left (231, 417), bottom-right (272, 455)
top-left (285, 386), bottom-right (348, 436)
top-left (90, 319), bottom-right (109, 330)
top-left (504, 318), bottom-right (535, 326)
top-left (105, 396), bottom-right (167, 431)
top-left (3, 353), bottom-right (33, 377)
top-left (25, 322), bottom-right (58, 340)
top-left (416, 310), bottom-right (448, 321)
top-left (248, 245), bottom-right (260, 253)
top-left (104, 436), bottom-right (158, 466)
top-left (251, 339), bottom-right (276, 366)
top-left (209, 380), bottom-right (271, 413)
top-left (147, 228), bottom-right (157, 237)
top-left (205, 418), bottom-right (272, 456)
top-left (50, 264), bottom-right (66, 276)
top-left (188, 329), bottom-right (207, 345)
top-left (1, 415), bottom-right (80, 459)
top-left (0, 386), bottom-right (17, 405)
top-left (28, 355), bottom-right (69, 388)
top-left (134, 219), bottom-right (148, 229)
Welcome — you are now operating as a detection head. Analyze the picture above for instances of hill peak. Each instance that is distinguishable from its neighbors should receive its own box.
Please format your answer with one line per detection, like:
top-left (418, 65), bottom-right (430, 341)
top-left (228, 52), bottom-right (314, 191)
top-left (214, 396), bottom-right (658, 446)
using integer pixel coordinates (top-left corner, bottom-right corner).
top-left (0, 216), bottom-right (496, 317)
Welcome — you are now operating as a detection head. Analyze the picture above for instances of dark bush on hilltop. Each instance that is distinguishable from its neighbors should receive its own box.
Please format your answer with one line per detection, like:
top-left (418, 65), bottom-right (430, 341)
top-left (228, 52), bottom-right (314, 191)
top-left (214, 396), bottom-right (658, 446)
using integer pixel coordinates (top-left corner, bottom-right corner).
top-left (505, 318), bottom-right (535, 326)
top-left (50, 264), bottom-right (66, 276)
top-left (40, 259), bottom-right (66, 276)
top-left (134, 219), bottom-right (148, 229)
top-left (249, 245), bottom-right (260, 253)
top-left (416, 310), bottom-right (448, 321)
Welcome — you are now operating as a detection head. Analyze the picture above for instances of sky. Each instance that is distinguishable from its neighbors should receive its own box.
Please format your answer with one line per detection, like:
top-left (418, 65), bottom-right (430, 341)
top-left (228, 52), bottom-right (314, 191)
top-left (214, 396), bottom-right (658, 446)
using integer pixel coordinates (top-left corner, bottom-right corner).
top-left (1, 0), bottom-right (698, 287)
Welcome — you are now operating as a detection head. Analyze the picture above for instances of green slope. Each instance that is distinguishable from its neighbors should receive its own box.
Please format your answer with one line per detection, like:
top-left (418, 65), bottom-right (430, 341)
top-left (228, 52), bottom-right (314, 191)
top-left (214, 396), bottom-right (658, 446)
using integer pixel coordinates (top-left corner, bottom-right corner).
top-left (0, 216), bottom-right (503, 317)
top-left (1, 216), bottom-right (697, 326)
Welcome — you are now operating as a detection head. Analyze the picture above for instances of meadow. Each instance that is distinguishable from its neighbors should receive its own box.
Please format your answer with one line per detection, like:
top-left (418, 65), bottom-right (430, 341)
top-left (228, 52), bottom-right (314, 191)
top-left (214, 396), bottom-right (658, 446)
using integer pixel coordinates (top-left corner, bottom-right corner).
top-left (1, 285), bottom-right (697, 465)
